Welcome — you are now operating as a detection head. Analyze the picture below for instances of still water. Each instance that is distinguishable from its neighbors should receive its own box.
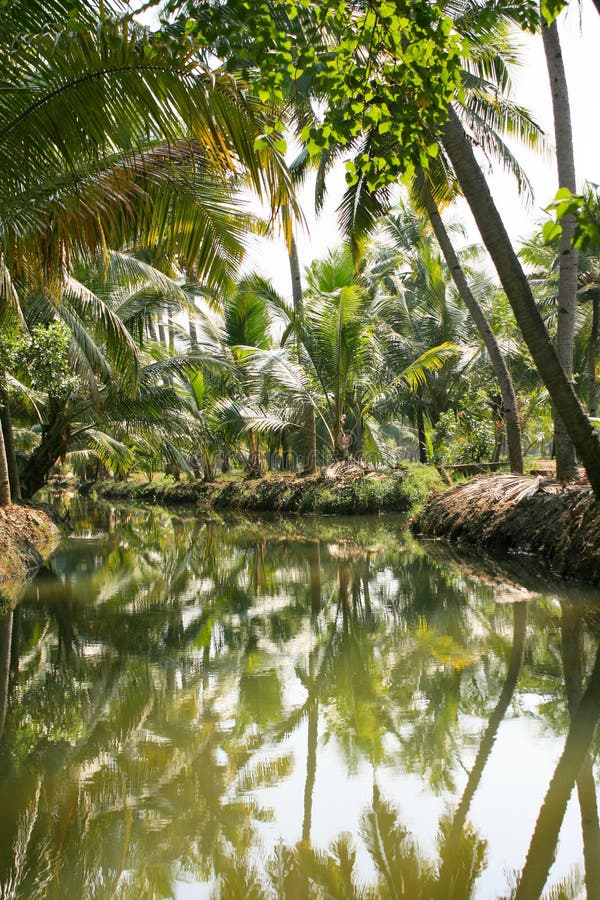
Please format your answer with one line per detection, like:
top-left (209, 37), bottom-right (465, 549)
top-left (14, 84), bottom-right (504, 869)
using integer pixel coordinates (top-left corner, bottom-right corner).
top-left (1, 501), bottom-right (600, 899)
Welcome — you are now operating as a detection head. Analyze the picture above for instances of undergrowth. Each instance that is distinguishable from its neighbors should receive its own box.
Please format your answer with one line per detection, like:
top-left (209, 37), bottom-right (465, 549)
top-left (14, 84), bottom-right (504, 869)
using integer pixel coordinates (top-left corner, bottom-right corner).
top-left (92, 463), bottom-right (444, 516)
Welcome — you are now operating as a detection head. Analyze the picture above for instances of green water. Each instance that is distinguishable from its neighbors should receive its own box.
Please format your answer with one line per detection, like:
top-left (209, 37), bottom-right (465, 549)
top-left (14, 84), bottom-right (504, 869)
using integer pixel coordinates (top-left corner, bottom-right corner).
top-left (1, 500), bottom-right (600, 899)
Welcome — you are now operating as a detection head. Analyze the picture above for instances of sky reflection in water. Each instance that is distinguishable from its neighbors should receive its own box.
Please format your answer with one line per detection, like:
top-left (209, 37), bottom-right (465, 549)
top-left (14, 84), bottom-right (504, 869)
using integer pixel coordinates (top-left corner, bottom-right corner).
top-left (1, 500), bottom-right (599, 899)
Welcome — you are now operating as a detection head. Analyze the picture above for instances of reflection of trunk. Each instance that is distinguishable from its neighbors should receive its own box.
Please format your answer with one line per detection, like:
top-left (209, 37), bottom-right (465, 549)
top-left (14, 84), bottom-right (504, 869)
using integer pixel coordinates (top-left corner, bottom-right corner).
top-left (422, 183), bottom-right (523, 473)
top-left (289, 234), bottom-right (317, 474)
top-left (560, 603), bottom-right (600, 898)
top-left (440, 104), bottom-right (600, 497)
top-left (0, 611), bottom-right (13, 741)
top-left (542, 18), bottom-right (579, 481)
top-left (437, 602), bottom-right (527, 894)
top-left (588, 293), bottom-right (599, 417)
top-left (10, 605), bottom-right (20, 677)
top-left (515, 641), bottom-right (600, 900)
top-left (417, 407), bottom-right (428, 464)
top-left (56, 592), bottom-right (78, 663)
top-left (307, 540), bottom-right (322, 618)
top-left (0, 381), bottom-right (21, 500)
top-left (302, 655), bottom-right (318, 843)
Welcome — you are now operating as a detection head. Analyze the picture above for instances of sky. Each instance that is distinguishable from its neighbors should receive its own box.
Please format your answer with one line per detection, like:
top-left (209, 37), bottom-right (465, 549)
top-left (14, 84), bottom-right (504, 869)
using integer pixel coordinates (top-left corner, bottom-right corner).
top-left (242, 0), bottom-right (600, 299)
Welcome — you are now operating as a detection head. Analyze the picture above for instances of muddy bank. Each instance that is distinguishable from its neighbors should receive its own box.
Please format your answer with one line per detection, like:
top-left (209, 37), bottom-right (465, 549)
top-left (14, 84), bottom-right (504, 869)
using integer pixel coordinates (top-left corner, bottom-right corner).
top-left (92, 465), bottom-right (443, 516)
top-left (0, 505), bottom-right (60, 601)
top-left (413, 474), bottom-right (600, 585)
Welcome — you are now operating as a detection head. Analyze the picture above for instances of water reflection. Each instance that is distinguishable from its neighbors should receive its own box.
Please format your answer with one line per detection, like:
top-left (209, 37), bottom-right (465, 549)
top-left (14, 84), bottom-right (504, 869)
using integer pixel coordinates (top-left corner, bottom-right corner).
top-left (0, 500), bottom-right (599, 898)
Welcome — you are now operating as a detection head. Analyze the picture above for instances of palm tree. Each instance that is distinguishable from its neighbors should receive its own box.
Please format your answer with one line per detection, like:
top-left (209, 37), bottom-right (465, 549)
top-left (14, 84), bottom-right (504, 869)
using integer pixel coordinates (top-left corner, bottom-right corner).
top-left (0, 4), bottom-right (298, 501)
top-left (439, 104), bottom-right (600, 493)
top-left (10, 252), bottom-right (222, 496)
top-left (370, 207), bottom-right (485, 461)
top-left (282, 246), bottom-right (456, 462)
top-left (542, 14), bottom-right (579, 480)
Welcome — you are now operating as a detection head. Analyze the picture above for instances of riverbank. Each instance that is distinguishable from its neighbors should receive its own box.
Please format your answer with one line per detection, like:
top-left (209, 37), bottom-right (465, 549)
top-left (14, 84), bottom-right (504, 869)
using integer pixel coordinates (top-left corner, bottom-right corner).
top-left (0, 505), bottom-right (60, 600)
top-left (91, 464), bottom-right (444, 516)
top-left (413, 474), bottom-right (600, 585)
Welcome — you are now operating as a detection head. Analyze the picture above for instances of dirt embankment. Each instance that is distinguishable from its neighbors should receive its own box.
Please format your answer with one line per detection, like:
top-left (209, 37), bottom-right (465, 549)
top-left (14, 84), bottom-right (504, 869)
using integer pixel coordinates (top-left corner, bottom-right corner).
top-left (0, 505), bottom-right (60, 596)
top-left (413, 474), bottom-right (600, 584)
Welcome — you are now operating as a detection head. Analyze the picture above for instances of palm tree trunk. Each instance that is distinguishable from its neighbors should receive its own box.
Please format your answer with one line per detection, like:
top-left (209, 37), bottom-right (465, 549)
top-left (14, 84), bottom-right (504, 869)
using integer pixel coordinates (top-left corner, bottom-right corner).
top-left (0, 419), bottom-right (11, 507)
top-left (289, 235), bottom-right (317, 474)
top-left (440, 104), bottom-right (600, 497)
top-left (542, 17), bottom-right (579, 481)
top-left (246, 428), bottom-right (263, 478)
top-left (352, 383), bottom-right (364, 460)
top-left (422, 183), bottom-right (524, 473)
top-left (0, 382), bottom-right (21, 501)
top-left (416, 406), bottom-right (428, 463)
top-left (20, 412), bottom-right (69, 499)
top-left (588, 292), bottom-right (599, 416)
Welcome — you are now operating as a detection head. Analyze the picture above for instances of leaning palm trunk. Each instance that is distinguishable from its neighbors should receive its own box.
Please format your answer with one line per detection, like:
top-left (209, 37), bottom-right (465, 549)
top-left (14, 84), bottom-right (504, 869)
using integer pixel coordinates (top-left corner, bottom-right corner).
top-left (440, 105), bottom-right (600, 498)
top-left (542, 17), bottom-right (579, 480)
top-left (289, 235), bottom-right (317, 474)
top-left (421, 182), bottom-right (524, 473)
top-left (20, 411), bottom-right (69, 499)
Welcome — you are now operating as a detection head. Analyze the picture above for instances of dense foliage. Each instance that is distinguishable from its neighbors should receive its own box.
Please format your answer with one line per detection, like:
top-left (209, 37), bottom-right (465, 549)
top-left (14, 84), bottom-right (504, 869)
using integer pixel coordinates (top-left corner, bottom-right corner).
top-left (0, 0), bottom-right (599, 501)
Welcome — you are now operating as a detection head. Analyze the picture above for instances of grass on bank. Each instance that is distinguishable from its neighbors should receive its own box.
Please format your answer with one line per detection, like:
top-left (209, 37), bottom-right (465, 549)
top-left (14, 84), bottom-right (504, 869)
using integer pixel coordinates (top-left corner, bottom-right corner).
top-left (89, 463), bottom-right (445, 516)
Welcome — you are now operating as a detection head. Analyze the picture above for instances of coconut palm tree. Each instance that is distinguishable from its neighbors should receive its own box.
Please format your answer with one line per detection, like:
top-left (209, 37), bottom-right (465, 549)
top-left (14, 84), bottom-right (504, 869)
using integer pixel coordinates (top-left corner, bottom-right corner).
top-left (0, 3), bottom-right (297, 502)
top-left (369, 206), bottom-right (488, 461)
top-left (273, 246), bottom-right (457, 463)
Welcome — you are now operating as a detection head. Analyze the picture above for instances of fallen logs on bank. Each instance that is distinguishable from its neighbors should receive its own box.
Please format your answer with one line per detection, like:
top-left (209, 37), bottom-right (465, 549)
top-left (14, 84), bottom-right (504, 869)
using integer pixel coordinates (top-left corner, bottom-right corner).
top-left (412, 474), bottom-right (600, 585)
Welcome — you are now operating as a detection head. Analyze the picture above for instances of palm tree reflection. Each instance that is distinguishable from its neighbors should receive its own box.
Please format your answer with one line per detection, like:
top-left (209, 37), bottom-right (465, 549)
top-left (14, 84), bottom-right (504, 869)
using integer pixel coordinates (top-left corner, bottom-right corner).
top-left (1, 503), bottom-right (600, 899)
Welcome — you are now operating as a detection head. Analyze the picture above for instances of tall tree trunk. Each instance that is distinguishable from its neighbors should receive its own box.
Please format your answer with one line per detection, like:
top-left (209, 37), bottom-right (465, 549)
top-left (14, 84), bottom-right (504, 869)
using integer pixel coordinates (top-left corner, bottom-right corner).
top-left (246, 429), bottom-right (263, 478)
top-left (289, 235), bottom-right (317, 474)
top-left (588, 292), bottom-right (599, 416)
top-left (20, 412), bottom-right (69, 499)
top-left (352, 383), bottom-right (364, 460)
top-left (0, 381), bottom-right (21, 501)
top-left (542, 17), bottom-right (579, 480)
top-left (0, 419), bottom-right (11, 507)
top-left (440, 105), bottom-right (600, 497)
top-left (416, 406), bottom-right (428, 463)
top-left (422, 183), bottom-right (524, 473)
